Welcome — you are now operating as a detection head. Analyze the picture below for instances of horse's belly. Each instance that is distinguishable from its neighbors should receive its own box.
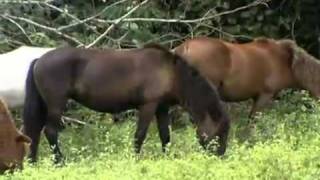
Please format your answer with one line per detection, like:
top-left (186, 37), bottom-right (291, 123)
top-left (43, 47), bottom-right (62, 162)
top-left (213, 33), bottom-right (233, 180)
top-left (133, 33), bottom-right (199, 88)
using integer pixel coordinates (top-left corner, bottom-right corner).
top-left (220, 90), bottom-right (255, 102)
top-left (220, 62), bottom-right (267, 101)
top-left (75, 98), bottom-right (138, 113)
top-left (72, 88), bottom-right (141, 113)
top-left (219, 81), bottom-right (261, 102)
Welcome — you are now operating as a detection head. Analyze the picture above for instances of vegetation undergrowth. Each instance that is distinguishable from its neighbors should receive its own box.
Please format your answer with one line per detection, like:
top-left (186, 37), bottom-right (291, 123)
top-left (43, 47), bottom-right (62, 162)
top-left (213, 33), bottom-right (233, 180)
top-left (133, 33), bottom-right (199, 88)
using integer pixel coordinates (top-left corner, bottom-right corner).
top-left (2, 90), bottom-right (320, 179)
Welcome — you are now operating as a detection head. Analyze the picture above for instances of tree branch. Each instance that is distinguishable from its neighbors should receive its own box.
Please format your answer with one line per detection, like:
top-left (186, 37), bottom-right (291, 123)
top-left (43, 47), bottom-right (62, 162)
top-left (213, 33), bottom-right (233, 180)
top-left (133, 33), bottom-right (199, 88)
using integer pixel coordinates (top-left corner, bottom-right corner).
top-left (197, 23), bottom-right (253, 40)
top-left (1, 0), bottom-right (99, 34)
top-left (41, 2), bottom-right (99, 34)
top-left (0, 14), bottom-right (33, 44)
top-left (0, 0), bottom-right (51, 4)
top-left (85, 0), bottom-right (150, 48)
top-left (58, 0), bottom-right (129, 31)
top-left (94, 0), bottom-right (270, 24)
top-left (4, 14), bottom-right (84, 46)
top-left (62, 116), bottom-right (86, 126)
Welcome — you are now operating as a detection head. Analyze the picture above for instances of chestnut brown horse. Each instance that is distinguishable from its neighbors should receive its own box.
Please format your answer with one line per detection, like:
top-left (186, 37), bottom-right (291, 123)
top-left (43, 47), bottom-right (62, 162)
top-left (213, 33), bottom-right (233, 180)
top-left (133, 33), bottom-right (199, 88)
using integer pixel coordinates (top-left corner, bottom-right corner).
top-left (174, 37), bottom-right (320, 117)
top-left (0, 98), bottom-right (31, 173)
top-left (23, 44), bottom-right (230, 163)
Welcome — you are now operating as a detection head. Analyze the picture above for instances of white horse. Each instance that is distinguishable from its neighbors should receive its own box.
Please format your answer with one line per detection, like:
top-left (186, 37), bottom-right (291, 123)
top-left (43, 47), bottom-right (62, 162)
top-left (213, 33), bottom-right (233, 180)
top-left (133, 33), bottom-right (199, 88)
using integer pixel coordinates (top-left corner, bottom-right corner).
top-left (0, 46), bottom-right (55, 108)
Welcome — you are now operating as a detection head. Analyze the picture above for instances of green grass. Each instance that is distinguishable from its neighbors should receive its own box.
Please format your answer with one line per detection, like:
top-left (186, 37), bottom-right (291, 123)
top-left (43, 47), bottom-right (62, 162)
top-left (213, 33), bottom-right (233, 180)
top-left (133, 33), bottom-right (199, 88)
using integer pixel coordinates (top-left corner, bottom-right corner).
top-left (2, 90), bottom-right (320, 179)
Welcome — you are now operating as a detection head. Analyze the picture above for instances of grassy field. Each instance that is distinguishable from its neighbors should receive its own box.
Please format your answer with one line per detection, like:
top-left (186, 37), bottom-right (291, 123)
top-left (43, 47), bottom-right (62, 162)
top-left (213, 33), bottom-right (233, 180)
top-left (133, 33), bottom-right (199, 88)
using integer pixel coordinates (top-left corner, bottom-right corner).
top-left (1, 90), bottom-right (320, 180)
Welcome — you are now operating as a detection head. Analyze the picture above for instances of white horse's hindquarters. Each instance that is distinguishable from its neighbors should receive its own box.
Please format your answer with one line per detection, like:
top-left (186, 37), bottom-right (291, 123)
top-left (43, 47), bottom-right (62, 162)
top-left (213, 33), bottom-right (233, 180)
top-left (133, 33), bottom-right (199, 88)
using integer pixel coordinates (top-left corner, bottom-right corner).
top-left (0, 46), bottom-right (54, 108)
top-left (0, 90), bottom-right (25, 108)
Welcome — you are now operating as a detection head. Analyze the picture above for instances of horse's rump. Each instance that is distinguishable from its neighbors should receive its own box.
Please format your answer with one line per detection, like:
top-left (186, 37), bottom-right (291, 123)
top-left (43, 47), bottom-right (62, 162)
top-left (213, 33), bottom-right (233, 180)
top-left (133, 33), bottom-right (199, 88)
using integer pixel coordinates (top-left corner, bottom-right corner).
top-left (0, 46), bottom-right (55, 108)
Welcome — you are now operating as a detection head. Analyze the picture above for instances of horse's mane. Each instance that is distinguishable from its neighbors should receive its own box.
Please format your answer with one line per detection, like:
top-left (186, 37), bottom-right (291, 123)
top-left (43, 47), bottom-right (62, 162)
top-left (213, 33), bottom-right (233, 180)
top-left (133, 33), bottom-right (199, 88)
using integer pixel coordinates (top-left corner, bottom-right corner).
top-left (174, 53), bottom-right (228, 122)
top-left (144, 43), bottom-right (228, 122)
top-left (277, 39), bottom-right (320, 95)
top-left (143, 43), bottom-right (175, 61)
top-left (143, 43), bottom-right (169, 52)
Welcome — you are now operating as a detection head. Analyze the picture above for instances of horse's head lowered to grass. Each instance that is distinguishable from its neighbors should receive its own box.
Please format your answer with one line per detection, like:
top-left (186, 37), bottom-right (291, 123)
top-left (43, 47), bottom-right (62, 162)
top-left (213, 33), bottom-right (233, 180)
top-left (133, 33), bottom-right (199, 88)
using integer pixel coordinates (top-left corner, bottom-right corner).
top-left (0, 98), bottom-right (31, 173)
top-left (171, 51), bottom-right (230, 155)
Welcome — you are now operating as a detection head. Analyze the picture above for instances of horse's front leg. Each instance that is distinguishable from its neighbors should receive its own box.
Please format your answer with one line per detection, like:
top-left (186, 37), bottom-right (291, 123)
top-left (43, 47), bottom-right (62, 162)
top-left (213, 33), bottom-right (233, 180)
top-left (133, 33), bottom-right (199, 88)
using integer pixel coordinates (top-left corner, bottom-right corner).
top-left (155, 105), bottom-right (170, 152)
top-left (249, 92), bottom-right (274, 119)
top-left (134, 102), bottom-right (158, 153)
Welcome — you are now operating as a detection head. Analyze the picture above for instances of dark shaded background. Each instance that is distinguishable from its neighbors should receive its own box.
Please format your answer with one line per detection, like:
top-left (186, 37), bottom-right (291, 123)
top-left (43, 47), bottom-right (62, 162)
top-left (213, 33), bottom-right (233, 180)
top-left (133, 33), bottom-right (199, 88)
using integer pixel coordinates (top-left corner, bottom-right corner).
top-left (0, 0), bottom-right (319, 58)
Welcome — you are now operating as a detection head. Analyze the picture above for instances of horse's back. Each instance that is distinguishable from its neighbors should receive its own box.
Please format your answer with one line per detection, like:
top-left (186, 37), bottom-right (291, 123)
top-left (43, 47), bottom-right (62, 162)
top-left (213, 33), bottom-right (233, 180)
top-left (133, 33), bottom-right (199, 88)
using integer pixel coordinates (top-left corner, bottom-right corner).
top-left (1, 46), bottom-right (54, 62)
top-left (243, 39), bottom-right (295, 90)
top-left (33, 47), bottom-right (175, 112)
top-left (175, 37), bottom-right (295, 101)
top-left (222, 38), bottom-right (294, 96)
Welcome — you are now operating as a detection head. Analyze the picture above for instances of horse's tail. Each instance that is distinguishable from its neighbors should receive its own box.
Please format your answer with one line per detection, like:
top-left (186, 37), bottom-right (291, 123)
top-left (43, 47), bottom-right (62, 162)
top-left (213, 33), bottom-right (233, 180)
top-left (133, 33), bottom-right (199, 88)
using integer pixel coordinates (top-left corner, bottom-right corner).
top-left (23, 58), bottom-right (47, 161)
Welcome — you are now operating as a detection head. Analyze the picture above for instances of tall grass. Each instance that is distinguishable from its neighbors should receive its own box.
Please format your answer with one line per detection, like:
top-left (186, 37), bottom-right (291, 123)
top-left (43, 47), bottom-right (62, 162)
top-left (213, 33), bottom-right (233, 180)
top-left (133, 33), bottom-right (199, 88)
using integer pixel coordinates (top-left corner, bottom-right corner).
top-left (2, 90), bottom-right (320, 179)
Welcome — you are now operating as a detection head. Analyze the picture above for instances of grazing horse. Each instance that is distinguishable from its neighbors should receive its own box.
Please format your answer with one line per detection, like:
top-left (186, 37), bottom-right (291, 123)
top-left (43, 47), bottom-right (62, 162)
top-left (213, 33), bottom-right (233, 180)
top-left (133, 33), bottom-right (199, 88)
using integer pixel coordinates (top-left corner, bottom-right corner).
top-left (174, 37), bottom-right (320, 117)
top-left (0, 98), bottom-right (31, 173)
top-left (0, 46), bottom-right (54, 108)
top-left (23, 44), bottom-right (230, 163)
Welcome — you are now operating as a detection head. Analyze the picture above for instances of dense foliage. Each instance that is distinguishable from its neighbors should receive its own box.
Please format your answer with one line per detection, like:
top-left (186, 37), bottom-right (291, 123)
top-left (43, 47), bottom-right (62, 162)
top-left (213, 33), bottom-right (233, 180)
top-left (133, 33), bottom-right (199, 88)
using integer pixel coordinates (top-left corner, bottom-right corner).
top-left (0, 0), bottom-right (319, 57)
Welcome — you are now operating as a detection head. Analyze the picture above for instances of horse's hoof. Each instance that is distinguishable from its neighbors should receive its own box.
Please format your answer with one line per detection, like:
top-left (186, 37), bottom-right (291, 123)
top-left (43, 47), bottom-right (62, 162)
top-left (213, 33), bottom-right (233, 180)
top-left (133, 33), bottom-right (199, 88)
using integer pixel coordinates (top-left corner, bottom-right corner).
top-left (53, 156), bottom-right (65, 167)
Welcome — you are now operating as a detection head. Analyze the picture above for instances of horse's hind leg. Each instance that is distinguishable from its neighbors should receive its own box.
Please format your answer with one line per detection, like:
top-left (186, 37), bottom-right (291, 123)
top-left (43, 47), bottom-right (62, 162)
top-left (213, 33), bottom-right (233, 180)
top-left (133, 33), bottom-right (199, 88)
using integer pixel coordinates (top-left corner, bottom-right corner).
top-left (45, 98), bottom-right (67, 164)
top-left (134, 102), bottom-right (158, 153)
top-left (23, 114), bottom-right (46, 163)
top-left (155, 105), bottom-right (170, 152)
top-left (44, 125), bottom-right (64, 164)
top-left (249, 93), bottom-right (274, 118)
top-left (249, 92), bottom-right (274, 119)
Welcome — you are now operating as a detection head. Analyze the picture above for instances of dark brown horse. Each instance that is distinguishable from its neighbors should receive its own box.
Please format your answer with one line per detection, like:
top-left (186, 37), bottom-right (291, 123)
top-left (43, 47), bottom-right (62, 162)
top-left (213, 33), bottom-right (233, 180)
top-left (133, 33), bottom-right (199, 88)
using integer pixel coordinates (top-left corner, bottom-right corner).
top-left (0, 98), bottom-right (31, 173)
top-left (23, 44), bottom-right (230, 163)
top-left (174, 37), bottom-right (320, 117)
